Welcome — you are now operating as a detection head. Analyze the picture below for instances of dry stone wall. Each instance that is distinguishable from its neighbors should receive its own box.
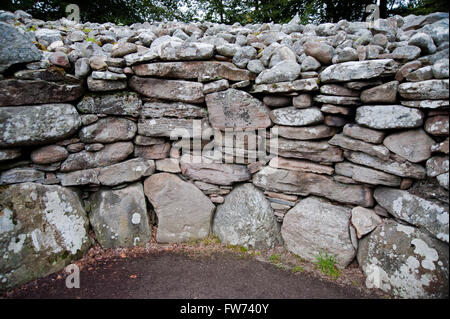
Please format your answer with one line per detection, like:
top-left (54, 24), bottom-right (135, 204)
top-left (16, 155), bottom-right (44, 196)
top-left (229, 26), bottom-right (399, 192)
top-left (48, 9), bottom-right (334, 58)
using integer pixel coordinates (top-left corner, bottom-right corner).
top-left (0, 9), bottom-right (448, 298)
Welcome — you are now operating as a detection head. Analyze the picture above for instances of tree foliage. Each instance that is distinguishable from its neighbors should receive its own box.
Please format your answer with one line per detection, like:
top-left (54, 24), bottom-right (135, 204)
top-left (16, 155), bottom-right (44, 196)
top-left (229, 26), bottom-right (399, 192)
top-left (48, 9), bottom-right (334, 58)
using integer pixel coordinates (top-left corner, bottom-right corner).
top-left (1, 0), bottom-right (448, 25)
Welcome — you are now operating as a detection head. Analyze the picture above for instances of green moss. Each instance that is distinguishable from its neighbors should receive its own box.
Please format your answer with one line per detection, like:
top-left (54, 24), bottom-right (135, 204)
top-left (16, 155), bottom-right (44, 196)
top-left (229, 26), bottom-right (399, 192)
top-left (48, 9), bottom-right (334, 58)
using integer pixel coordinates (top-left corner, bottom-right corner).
top-left (27, 25), bottom-right (37, 32)
top-left (82, 28), bottom-right (92, 33)
top-left (292, 265), bottom-right (304, 273)
top-left (269, 253), bottom-right (281, 264)
top-left (314, 251), bottom-right (341, 279)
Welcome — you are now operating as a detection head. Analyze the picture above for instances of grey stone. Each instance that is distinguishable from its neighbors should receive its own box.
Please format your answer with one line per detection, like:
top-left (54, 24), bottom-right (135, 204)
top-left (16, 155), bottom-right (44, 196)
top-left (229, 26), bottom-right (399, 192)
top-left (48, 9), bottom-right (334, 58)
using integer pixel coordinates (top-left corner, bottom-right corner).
top-left (282, 196), bottom-right (356, 267)
top-left (89, 183), bottom-right (151, 248)
top-left (355, 105), bottom-right (424, 129)
top-left (255, 61), bottom-right (301, 84)
top-left (80, 117), bottom-right (137, 143)
top-left (426, 156), bottom-right (449, 177)
top-left (360, 81), bottom-right (398, 104)
top-left (408, 32), bottom-right (437, 55)
top-left (335, 161), bottom-right (401, 187)
top-left (351, 207), bottom-right (383, 239)
top-left (250, 78), bottom-right (319, 94)
top-left (275, 125), bottom-right (338, 140)
top-left (392, 45), bottom-right (421, 60)
top-left (77, 92), bottom-right (142, 117)
top-left (432, 59), bottom-right (449, 79)
top-left (329, 134), bottom-right (390, 160)
top-left (213, 183), bottom-right (281, 249)
top-left (58, 168), bottom-right (100, 186)
top-left (98, 158), bottom-right (155, 186)
top-left (232, 46), bottom-right (257, 68)
top-left (0, 149), bottom-right (21, 162)
top-left (0, 168), bottom-right (44, 185)
top-left (269, 107), bottom-right (323, 126)
top-left (87, 76), bottom-right (127, 91)
top-left (142, 101), bottom-right (207, 119)
top-left (138, 118), bottom-right (210, 139)
top-left (275, 137), bottom-right (343, 163)
top-left (383, 129), bottom-right (435, 163)
top-left (304, 42), bottom-right (334, 65)
top-left (144, 173), bottom-right (215, 243)
top-left (398, 80), bottom-right (449, 100)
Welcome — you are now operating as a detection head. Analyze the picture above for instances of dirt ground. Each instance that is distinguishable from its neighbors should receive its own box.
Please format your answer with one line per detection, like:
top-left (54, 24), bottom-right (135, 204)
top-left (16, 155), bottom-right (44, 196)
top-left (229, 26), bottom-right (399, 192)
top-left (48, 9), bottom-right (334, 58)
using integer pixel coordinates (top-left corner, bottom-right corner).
top-left (2, 233), bottom-right (389, 299)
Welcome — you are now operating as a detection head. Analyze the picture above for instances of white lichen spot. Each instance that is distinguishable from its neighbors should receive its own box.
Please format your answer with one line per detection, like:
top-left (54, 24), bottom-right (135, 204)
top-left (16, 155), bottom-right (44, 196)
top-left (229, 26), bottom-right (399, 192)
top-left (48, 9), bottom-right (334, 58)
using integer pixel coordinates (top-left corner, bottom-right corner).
top-left (133, 237), bottom-right (140, 246)
top-left (131, 212), bottom-right (141, 225)
top-left (411, 238), bottom-right (439, 271)
top-left (8, 234), bottom-right (26, 253)
top-left (0, 208), bottom-right (15, 234)
top-left (396, 223), bottom-right (415, 236)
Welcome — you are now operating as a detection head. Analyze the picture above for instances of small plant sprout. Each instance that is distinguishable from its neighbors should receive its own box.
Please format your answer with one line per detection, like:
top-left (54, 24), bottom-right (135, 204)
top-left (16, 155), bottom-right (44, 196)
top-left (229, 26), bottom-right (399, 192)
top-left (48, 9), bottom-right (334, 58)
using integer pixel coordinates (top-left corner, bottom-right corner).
top-left (314, 251), bottom-right (341, 279)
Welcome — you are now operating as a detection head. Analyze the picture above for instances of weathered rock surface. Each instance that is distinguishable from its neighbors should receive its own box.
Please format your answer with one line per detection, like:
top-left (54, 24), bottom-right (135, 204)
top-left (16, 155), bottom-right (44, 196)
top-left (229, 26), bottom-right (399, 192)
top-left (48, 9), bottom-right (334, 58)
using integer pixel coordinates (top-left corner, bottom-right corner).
top-left (213, 183), bottom-right (281, 249)
top-left (360, 81), bottom-right (398, 104)
top-left (335, 162), bottom-right (401, 186)
top-left (206, 89), bottom-right (271, 130)
top-left (275, 125), bottom-right (338, 140)
top-left (138, 118), bottom-right (210, 139)
top-left (329, 134), bottom-right (390, 160)
top-left (0, 104), bottom-right (81, 147)
top-left (374, 187), bottom-right (449, 243)
top-left (356, 105), bottom-right (424, 129)
top-left (282, 196), bottom-right (356, 267)
top-left (383, 129), bottom-right (435, 163)
top-left (142, 101), bottom-right (207, 118)
top-left (30, 145), bottom-right (68, 165)
top-left (270, 107), bottom-right (323, 126)
top-left (357, 219), bottom-right (448, 298)
top-left (144, 173), bottom-right (215, 243)
top-left (275, 138), bottom-right (343, 163)
top-left (80, 117), bottom-right (137, 143)
top-left (351, 207), bottom-right (383, 239)
top-left (0, 183), bottom-right (90, 290)
top-left (0, 168), bottom-right (44, 185)
top-left (76, 92), bottom-right (142, 117)
top-left (250, 78), bottom-right (319, 94)
top-left (253, 166), bottom-right (374, 207)
top-left (398, 80), bottom-right (449, 100)
top-left (269, 157), bottom-right (334, 175)
top-left (97, 158), bottom-right (155, 186)
top-left (343, 124), bottom-right (385, 144)
top-left (89, 183), bottom-right (151, 248)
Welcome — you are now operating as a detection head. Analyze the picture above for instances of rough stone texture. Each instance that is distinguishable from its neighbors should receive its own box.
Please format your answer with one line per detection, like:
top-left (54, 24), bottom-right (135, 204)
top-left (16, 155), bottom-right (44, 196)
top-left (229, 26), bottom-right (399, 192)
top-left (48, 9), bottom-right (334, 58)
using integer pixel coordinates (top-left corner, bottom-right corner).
top-left (329, 134), bottom-right (390, 160)
top-left (275, 138), bottom-right (343, 163)
top-left (250, 78), bottom-right (319, 94)
top-left (0, 79), bottom-right (84, 107)
top-left (89, 182), bottom-right (151, 248)
top-left (351, 207), bottom-right (383, 239)
top-left (134, 143), bottom-right (171, 160)
top-left (374, 187), bottom-right (449, 243)
top-left (87, 77), bottom-right (127, 92)
top-left (269, 157), bottom-right (334, 175)
top-left (180, 155), bottom-right (251, 185)
top-left (270, 107), bottom-right (323, 126)
top-left (335, 162), bottom-right (401, 187)
top-left (253, 166), bottom-right (374, 207)
top-left (0, 22), bottom-right (42, 72)
top-left (383, 129), bottom-right (435, 163)
top-left (275, 125), bottom-right (338, 140)
top-left (356, 105), bottom-right (424, 129)
top-left (304, 42), bottom-right (334, 65)
top-left (426, 156), bottom-right (449, 177)
top-left (357, 219), bottom-right (448, 298)
top-left (97, 158), bottom-right (155, 186)
top-left (206, 89), bottom-right (271, 130)
top-left (319, 59), bottom-right (398, 83)
top-left (0, 168), bottom-right (45, 185)
top-left (213, 183), bottom-right (281, 249)
top-left (0, 104), bottom-right (81, 147)
top-left (343, 124), bottom-right (385, 144)
top-left (282, 196), bottom-right (356, 267)
top-left (80, 117), bottom-right (137, 143)
top-left (30, 145), bottom-right (68, 165)
top-left (255, 61), bottom-right (301, 84)
top-left (425, 115), bottom-right (449, 137)
top-left (360, 81), bottom-right (398, 104)
top-left (144, 173), bottom-right (215, 243)
top-left (0, 183), bottom-right (90, 290)
top-left (138, 118), bottom-right (210, 139)
top-left (0, 149), bottom-right (21, 162)
top-left (398, 80), bottom-right (449, 100)
top-left (76, 92), bottom-right (142, 117)
top-left (129, 76), bottom-right (204, 103)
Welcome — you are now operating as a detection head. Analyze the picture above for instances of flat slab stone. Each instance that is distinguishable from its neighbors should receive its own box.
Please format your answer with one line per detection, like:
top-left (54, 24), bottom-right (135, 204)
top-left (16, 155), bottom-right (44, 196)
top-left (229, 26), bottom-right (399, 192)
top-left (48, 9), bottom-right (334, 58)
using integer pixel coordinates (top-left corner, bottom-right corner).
top-left (270, 107), bottom-right (323, 126)
top-left (356, 105), bottom-right (424, 129)
top-left (144, 173), bottom-right (215, 243)
top-left (97, 158), bottom-right (155, 186)
top-left (282, 196), bottom-right (356, 267)
top-left (138, 118), bottom-right (211, 139)
top-left (335, 161), bottom-right (401, 187)
top-left (129, 76), bottom-right (204, 103)
top-left (252, 166), bottom-right (374, 207)
top-left (274, 125), bottom-right (338, 140)
top-left (275, 137), bottom-right (343, 163)
top-left (206, 89), bottom-right (271, 130)
top-left (383, 129), bottom-right (435, 163)
top-left (142, 101), bottom-right (207, 118)
top-left (400, 99), bottom-right (449, 109)
top-left (269, 157), bottom-right (334, 175)
top-left (329, 134), bottom-right (390, 160)
top-left (343, 124), bottom-right (385, 144)
top-left (398, 79), bottom-right (449, 100)
top-left (76, 92), bottom-right (142, 117)
top-left (250, 78), bottom-right (319, 94)
top-left (0, 104), bottom-right (81, 147)
top-left (79, 117), bottom-right (137, 143)
top-left (0, 79), bottom-right (84, 106)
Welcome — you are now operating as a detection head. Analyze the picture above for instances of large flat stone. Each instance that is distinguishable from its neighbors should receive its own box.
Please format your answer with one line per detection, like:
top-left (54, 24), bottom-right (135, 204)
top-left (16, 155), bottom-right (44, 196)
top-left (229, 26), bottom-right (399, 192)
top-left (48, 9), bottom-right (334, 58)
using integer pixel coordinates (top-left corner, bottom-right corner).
top-left (138, 118), bottom-right (211, 139)
top-left (329, 134), bottom-right (390, 160)
top-left (383, 129), bottom-right (435, 163)
top-left (356, 105), bottom-right (424, 129)
top-left (275, 138), bottom-right (343, 163)
top-left (269, 107), bottom-right (323, 126)
top-left (250, 78), bottom-right (319, 94)
top-left (97, 158), bottom-right (155, 186)
top-left (79, 117), bottom-right (137, 144)
top-left (398, 80), bottom-right (449, 100)
top-left (274, 125), bottom-right (338, 140)
top-left (142, 101), bottom-right (207, 118)
top-left (0, 104), bottom-right (81, 147)
top-left (76, 92), bottom-right (142, 117)
top-left (335, 161), bottom-right (401, 186)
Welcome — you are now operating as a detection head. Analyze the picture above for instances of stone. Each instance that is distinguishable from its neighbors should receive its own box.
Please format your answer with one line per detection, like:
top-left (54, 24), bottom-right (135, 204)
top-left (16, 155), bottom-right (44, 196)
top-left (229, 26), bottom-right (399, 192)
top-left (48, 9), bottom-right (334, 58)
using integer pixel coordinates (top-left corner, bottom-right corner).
top-left (319, 84), bottom-right (359, 97)
top-left (426, 156), bottom-right (449, 177)
top-left (111, 42), bottom-right (137, 58)
top-left (129, 76), bottom-right (204, 103)
top-left (134, 143), bottom-right (171, 160)
top-left (437, 173), bottom-right (449, 190)
top-left (48, 52), bottom-right (69, 68)
top-left (357, 219), bottom-right (448, 298)
top-left (30, 145), bottom-right (68, 165)
top-left (0, 79), bottom-right (84, 106)
top-left (138, 118), bottom-right (210, 139)
top-left (351, 207), bottom-right (383, 239)
top-left (301, 56), bottom-right (321, 71)
top-left (159, 41), bottom-right (214, 61)
top-left (66, 143), bottom-right (85, 153)
top-left (345, 80), bottom-right (383, 90)
top-left (332, 47), bottom-right (358, 63)
top-left (60, 142), bottom-right (134, 172)
top-left (392, 45), bottom-right (421, 61)
top-left (180, 154), bottom-right (251, 185)
top-left (344, 150), bottom-right (426, 179)
top-left (398, 80), bottom-right (449, 100)
top-left (206, 89), bottom-right (271, 130)
top-left (321, 104), bottom-right (351, 115)
top-left (134, 136), bottom-right (166, 146)
top-left (58, 168), bottom-right (100, 186)
top-left (255, 61), bottom-right (301, 84)
top-left (360, 81), bottom-right (398, 104)
top-left (432, 138), bottom-right (449, 154)
top-left (355, 105), bottom-right (424, 129)
top-left (406, 66), bottom-right (433, 82)
top-left (313, 95), bottom-right (360, 106)
top-left (0, 182), bottom-right (90, 290)
top-left (0, 104), bottom-right (81, 147)
top-left (203, 79), bottom-right (229, 94)
top-left (292, 94), bottom-right (312, 108)
top-left (87, 76), bottom-right (127, 92)
top-left (213, 183), bottom-right (281, 249)
top-left (374, 187), bottom-right (448, 243)
top-left (329, 134), bottom-right (390, 160)
top-left (263, 96), bottom-right (291, 107)
top-left (253, 166), bottom-right (374, 207)
top-left (408, 32), bottom-right (437, 55)
top-left (250, 78), bottom-right (319, 94)
top-left (282, 196), bottom-right (356, 267)
top-left (432, 59), bottom-right (449, 79)
top-left (0, 149), bottom-right (21, 162)
top-left (142, 101), bottom-right (207, 119)
top-left (400, 100), bottom-right (449, 109)
top-left (0, 22), bottom-right (42, 72)
top-left (275, 137), bottom-right (343, 163)
top-left (89, 183), bottom-right (151, 248)
top-left (269, 157), bottom-right (334, 175)
top-left (155, 158), bottom-right (181, 173)
top-left (335, 161), bottom-right (401, 187)
top-left (269, 107), bottom-right (323, 126)
top-left (395, 60), bottom-right (422, 81)
top-left (97, 158), bottom-right (155, 186)
top-left (269, 46), bottom-right (297, 68)
top-left (304, 42), bottom-right (334, 65)
top-left (77, 92), bottom-right (141, 117)
top-left (425, 116), bottom-right (449, 136)
top-left (0, 168), bottom-right (44, 185)
top-left (132, 61), bottom-right (254, 82)
top-left (383, 129), bottom-right (435, 163)
top-left (144, 173), bottom-right (215, 243)
top-left (319, 59), bottom-right (398, 83)
top-left (80, 117), bottom-right (137, 143)
top-left (247, 59), bottom-right (265, 74)
top-left (232, 46), bottom-right (257, 68)
top-left (275, 125), bottom-right (338, 140)
top-left (35, 28), bottom-right (61, 45)
top-left (91, 71), bottom-right (127, 81)
top-left (75, 58), bottom-right (90, 78)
